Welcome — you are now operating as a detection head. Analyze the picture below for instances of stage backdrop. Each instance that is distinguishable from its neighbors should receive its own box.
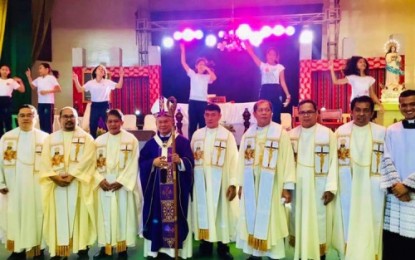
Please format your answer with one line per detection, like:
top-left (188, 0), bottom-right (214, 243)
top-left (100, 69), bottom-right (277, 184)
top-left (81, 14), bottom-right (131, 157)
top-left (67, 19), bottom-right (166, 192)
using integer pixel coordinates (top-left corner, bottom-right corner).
top-left (150, 4), bottom-right (323, 113)
top-left (72, 66), bottom-right (161, 116)
top-left (299, 57), bottom-right (405, 113)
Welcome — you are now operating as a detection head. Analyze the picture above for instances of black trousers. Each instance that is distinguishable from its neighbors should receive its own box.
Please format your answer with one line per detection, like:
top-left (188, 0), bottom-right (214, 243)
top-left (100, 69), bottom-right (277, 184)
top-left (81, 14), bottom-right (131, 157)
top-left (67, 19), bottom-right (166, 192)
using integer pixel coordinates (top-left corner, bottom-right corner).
top-left (38, 103), bottom-right (54, 133)
top-left (259, 84), bottom-right (283, 123)
top-left (90, 101), bottom-right (109, 138)
top-left (383, 229), bottom-right (415, 260)
top-left (188, 99), bottom-right (207, 140)
top-left (0, 96), bottom-right (13, 138)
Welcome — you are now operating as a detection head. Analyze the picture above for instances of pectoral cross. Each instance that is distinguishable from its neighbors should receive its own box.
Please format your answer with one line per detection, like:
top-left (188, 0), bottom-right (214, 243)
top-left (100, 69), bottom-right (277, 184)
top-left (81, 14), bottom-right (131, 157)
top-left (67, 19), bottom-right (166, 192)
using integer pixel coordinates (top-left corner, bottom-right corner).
top-left (72, 138), bottom-right (83, 162)
top-left (265, 141), bottom-right (278, 167)
top-left (372, 143), bottom-right (383, 174)
top-left (214, 141), bottom-right (226, 165)
top-left (121, 145), bottom-right (130, 168)
top-left (316, 146), bottom-right (329, 173)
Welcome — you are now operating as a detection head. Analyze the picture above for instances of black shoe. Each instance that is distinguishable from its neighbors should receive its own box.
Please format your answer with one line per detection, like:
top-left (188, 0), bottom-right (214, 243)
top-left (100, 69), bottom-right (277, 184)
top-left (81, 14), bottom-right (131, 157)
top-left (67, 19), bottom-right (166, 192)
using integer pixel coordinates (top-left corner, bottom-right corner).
top-left (33, 250), bottom-right (45, 260)
top-left (217, 242), bottom-right (233, 260)
top-left (320, 255), bottom-right (326, 260)
top-left (7, 252), bottom-right (26, 260)
top-left (78, 248), bottom-right (89, 260)
top-left (247, 256), bottom-right (262, 260)
top-left (118, 251), bottom-right (128, 260)
top-left (199, 240), bottom-right (213, 256)
top-left (50, 257), bottom-right (67, 260)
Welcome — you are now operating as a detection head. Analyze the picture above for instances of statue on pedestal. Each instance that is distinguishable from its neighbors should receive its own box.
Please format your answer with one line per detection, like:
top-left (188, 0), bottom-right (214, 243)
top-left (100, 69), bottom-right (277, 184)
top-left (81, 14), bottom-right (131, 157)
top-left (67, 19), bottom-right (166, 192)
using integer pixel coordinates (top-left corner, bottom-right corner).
top-left (381, 39), bottom-right (405, 103)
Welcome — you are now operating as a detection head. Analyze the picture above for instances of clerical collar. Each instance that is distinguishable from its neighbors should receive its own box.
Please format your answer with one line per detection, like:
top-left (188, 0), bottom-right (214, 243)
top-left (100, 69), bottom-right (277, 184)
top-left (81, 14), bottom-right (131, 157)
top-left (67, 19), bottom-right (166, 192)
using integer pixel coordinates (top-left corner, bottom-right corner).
top-left (402, 119), bottom-right (415, 129)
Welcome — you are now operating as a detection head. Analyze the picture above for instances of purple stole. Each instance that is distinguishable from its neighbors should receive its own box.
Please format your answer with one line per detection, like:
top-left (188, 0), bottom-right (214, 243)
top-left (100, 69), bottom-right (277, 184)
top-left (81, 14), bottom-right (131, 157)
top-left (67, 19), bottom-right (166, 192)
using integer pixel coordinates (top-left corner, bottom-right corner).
top-left (157, 139), bottom-right (176, 248)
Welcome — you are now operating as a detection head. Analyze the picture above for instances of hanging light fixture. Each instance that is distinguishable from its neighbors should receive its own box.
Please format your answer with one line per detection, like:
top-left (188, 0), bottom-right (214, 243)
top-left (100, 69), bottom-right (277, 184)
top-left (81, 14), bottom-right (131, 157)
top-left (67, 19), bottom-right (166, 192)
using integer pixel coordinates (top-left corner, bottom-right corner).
top-left (217, 0), bottom-right (245, 51)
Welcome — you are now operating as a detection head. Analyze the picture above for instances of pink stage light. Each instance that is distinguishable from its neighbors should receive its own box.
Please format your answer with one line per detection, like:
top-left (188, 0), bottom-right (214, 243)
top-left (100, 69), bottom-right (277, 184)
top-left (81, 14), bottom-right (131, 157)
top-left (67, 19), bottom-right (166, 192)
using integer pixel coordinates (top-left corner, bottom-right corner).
top-left (259, 25), bottom-right (273, 38)
top-left (182, 28), bottom-right (194, 42)
top-left (285, 26), bottom-right (295, 36)
top-left (194, 30), bottom-right (204, 40)
top-left (162, 37), bottom-right (174, 48)
top-left (173, 31), bottom-right (182, 41)
top-left (272, 25), bottom-right (285, 36)
top-left (249, 31), bottom-right (263, 47)
top-left (205, 34), bottom-right (217, 47)
top-left (218, 30), bottom-right (225, 38)
top-left (236, 24), bottom-right (252, 40)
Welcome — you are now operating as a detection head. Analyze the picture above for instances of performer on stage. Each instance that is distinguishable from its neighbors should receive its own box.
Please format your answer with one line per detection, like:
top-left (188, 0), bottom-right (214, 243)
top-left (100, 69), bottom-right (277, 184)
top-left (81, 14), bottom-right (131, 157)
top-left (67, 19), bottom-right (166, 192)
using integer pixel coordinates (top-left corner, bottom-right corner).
top-left (245, 42), bottom-right (291, 123)
top-left (93, 109), bottom-right (139, 260)
top-left (73, 65), bottom-right (124, 138)
top-left (191, 103), bottom-right (238, 260)
top-left (381, 89), bottom-right (415, 260)
top-left (0, 64), bottom-right (25, 138)
top-left (0, 105), bottom-right (48, 260)
top-left (332, 96), bottom-right (385, 260)
top-left (40, 107), bottom-right (96, 260)
top-left (289, 100), bottom-right (337, 260)
top-left (236, 100), bottom-right (295, 259)
top-left (180, 43), bottom-right (217, 140)
top-left (330, 56), bottom-right (384, 112)
top-left (139, 101), bottom-right (194, 259)
top-left (26, 63), bottom-right (61, 133)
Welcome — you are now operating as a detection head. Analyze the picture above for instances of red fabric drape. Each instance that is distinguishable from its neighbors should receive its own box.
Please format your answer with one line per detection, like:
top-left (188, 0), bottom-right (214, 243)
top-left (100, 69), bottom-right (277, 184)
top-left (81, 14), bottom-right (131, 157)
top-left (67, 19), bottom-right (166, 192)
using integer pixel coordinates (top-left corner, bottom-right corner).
top-left (300, 57), bottom-right (398, 113)
top-left (112, 77), bottom-right (150, 114)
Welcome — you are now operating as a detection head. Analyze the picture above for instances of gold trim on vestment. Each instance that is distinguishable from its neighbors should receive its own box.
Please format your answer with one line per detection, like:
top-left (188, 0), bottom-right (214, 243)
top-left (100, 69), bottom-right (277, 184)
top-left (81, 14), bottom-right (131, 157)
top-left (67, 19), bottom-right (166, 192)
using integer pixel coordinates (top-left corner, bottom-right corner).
top-left (198, 229), bottom-right (209, 240)
top-left (116, 240), bottom-right (127, 253)
top-left (105, 243), bottom-right (112, 255)
top-left (26, 245), bottom-right (41, 257)
top-left (6, 240), bottom-right (14, 251)
top-left (56, 238), bottom-right (72, 257)
top-left (247, 234), bottom-right (268, 252)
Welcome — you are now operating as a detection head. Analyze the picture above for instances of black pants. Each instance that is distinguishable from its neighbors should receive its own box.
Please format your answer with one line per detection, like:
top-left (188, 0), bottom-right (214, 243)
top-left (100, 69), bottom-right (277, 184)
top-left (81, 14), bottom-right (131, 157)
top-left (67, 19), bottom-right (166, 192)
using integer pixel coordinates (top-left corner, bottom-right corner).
top-left (38, 103), bottom-right (54, 134)
top-left (383, 229), bottom-right (415, 260)
top-left (259, 84), bottom-right (283, 123)
top-left (0, 97), bottom-right (13, 138)
top-left (90, 101), bottom-right (109, 138)
top-left (188, 100), bottom-right (207, 140)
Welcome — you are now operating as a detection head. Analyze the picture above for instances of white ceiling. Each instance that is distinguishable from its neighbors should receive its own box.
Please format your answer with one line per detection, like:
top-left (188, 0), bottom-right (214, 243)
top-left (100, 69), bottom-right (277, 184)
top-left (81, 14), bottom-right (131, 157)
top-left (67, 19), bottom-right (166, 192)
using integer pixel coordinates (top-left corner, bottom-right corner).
top-left (149, 0), bottom-right (324, 12)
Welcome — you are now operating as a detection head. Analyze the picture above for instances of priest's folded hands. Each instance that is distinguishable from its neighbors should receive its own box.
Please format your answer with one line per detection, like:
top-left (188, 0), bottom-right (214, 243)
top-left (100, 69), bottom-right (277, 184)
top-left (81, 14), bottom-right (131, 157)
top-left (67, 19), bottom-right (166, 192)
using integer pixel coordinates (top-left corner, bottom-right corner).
top-left (50, 174), bottom-right (74, 187)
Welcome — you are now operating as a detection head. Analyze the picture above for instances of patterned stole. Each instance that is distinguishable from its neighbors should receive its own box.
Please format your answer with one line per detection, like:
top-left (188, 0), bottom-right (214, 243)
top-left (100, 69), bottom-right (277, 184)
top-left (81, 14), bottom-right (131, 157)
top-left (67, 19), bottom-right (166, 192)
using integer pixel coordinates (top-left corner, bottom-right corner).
top-left (243, 123), bottom-right (281, 251)
top-left (154, 134), bottom-right (176, 248)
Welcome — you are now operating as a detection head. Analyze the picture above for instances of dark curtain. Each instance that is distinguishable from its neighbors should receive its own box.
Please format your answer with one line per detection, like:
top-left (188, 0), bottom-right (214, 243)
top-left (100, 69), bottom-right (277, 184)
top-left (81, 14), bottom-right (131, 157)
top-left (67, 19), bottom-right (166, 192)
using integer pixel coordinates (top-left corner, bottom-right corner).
top-left (0, 0), bottom-right (32, 113)
top-left (31, 0), bottom-right (55, 62)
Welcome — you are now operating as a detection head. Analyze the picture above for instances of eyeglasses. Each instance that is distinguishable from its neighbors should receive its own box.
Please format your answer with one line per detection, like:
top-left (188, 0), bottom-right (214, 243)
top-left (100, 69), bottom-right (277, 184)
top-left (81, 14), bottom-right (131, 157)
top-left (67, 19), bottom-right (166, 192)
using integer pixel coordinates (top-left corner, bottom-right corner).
top-left (298, 111), bottom-right (316, 116)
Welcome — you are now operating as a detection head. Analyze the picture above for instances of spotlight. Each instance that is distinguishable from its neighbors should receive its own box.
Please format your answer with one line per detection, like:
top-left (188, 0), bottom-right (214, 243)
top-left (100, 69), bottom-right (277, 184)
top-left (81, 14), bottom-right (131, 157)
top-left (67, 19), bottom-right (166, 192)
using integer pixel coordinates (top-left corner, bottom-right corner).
top-left (236, 24), bottom-right (252, 40)
top-left (272, 25), bottom-right (285, 36)
top-left (162, 37), bottom-right (174, 48)
top-left (173, 31), bottom-right (182, 41)
top-left (194, 30), bottom-right (204, 40)
top-left (259, 25), bottom-right (273, 38)
top-left (218, 30), bottom-right (225, 38)
top-left (249, 31), bottom-right (263, 47)
top-left (135, 109), bottom-right (141, 116)
top-left (182, 28), bottom-right (194, 42)
top-left (205, 34), bottom-right (217, 47)
top-left (299, 29), bottom-right (313, 44)
top-left (285, 26), bottom-right (295, 36)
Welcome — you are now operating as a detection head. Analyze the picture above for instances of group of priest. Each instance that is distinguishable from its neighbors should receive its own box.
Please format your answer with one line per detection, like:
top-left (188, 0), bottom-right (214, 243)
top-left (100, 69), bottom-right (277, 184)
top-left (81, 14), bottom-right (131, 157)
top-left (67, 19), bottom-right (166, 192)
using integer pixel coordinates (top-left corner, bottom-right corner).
top-left (0, 89), bottom-right (414, 260)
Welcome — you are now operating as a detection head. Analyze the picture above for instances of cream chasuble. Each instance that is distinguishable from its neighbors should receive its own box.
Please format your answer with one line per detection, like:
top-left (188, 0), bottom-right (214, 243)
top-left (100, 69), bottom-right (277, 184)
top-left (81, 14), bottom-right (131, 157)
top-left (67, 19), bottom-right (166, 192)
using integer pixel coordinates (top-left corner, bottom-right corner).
top-left (94, 130), bottom-right (139, 255)
top-left (236, 122), bottom-right (295, 259)
top-left (0, 128), bottom-right (48, 256)
top-left (40, 127), bottom-right (97, 257)
top-left (191, 125), bottom-right (239, 243)
top-left (289, 124), bottom-right (338, 260)
top-left (332, 122), bottom-right (385, 260)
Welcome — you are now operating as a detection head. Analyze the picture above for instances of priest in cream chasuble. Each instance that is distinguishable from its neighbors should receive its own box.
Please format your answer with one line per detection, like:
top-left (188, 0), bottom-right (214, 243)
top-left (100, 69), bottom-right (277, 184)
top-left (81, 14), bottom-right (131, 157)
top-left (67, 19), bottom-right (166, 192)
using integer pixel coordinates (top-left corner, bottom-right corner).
top-left (93, 109), bottom-right (139, 259)
top-left (236, 100), bottom-right (295, 259)
top-left (332, 97), bottom-right (386, 260)
top-left (40, 107), bottom-right (96, 258)
top-left (191, 104), bottom-right (238, 259)
top-left (0, 105), bottom-right (48, 259)
top-left (289, 100), bottom-right (338, 260)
